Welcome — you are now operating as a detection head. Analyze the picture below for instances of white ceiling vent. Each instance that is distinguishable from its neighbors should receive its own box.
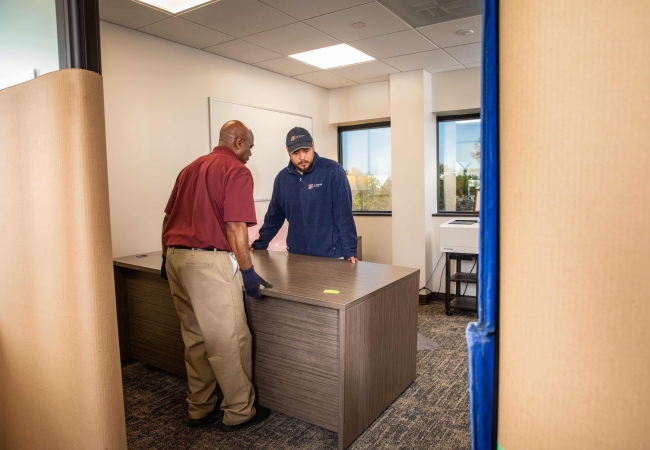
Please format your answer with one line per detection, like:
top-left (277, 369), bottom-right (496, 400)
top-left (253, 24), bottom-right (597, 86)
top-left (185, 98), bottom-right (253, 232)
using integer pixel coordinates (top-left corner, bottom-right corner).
top-left (380, 0), bottom-right (482, 27)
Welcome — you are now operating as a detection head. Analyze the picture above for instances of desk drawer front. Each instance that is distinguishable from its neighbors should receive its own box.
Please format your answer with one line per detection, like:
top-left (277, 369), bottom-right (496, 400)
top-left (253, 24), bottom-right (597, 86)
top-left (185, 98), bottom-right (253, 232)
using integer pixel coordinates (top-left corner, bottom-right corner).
top-left (245, 297), bottom-right (340, 432)
top-left (245, 296), bottom-right (339, 345)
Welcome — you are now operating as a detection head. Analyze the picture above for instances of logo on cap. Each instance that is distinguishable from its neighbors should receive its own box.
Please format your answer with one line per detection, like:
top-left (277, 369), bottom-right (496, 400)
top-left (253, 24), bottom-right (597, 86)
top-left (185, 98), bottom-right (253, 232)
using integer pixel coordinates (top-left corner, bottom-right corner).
top-left (287, 127), bottom-right (313, 152)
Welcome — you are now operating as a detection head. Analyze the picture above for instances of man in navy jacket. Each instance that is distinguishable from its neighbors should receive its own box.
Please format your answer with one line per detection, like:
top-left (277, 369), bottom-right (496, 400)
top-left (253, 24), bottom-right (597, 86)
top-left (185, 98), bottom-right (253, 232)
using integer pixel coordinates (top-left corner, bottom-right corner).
top-left (252, 127), bottom-right (358, 262)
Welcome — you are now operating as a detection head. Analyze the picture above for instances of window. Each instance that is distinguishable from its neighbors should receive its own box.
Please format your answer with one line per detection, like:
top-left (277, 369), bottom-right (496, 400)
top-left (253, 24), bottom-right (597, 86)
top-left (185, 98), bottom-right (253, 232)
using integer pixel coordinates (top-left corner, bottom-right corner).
top-left (338, 122), bottom-right (391, 213)
top-left (437, 114), bottom-right (481, 214)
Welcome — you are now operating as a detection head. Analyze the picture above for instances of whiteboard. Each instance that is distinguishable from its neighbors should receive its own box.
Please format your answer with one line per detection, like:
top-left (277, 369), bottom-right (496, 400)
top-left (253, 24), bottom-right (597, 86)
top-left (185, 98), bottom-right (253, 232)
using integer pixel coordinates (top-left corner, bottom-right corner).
top-left (209, 98), bottom-right (312, 202)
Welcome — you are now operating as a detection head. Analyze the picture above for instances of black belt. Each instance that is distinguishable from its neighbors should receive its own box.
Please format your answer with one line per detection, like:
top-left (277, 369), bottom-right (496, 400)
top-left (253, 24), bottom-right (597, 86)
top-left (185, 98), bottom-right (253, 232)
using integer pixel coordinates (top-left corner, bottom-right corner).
top-left (171, 246), bottom-right (226, 252)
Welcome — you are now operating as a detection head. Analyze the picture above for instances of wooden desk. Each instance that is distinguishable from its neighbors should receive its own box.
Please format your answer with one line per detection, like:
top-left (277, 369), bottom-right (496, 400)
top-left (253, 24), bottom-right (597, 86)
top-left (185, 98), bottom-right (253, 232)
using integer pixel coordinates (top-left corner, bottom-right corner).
top-left (114, 250), bottom-right (418, 449)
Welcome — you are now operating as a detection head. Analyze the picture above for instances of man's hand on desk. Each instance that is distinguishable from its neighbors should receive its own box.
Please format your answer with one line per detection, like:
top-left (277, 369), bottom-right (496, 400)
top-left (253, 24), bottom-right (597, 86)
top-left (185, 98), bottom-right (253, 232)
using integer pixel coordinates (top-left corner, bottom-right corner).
top-left (240, 265), bottom-right (273, 299)
top-left (347, 256), bottom-right (358, 264)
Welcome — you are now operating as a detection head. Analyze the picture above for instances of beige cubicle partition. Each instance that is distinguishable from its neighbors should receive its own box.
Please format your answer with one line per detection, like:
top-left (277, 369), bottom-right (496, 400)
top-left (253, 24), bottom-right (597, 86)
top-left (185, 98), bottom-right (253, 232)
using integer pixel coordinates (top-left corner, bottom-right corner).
top-left (499, 1), bottom-right (650, 449)
top-left (0, 70), bottom-right (127, 449)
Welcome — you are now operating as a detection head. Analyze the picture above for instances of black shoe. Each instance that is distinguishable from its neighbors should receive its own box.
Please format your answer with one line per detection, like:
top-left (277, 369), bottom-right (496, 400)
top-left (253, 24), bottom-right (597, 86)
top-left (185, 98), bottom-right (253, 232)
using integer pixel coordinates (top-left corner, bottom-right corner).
top-left (218, 406), bottom-right (271, 432)
top-left (188, 398), bottom-right (223, 428)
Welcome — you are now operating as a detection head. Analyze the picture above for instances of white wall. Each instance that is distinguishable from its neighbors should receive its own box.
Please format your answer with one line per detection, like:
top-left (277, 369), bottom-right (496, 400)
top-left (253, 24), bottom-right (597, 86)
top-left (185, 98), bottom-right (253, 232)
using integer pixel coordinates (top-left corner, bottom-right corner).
top-left (101, 22), bottom-right (336, 257)
top-left (329, 81), bottom-right (390, 125)
top-left (431, 67), bottom-right (481, 114)
top-left (329, 68), bottom-right (480, 292)
top-left (0, 0), bottom-right (59, 81)
top-left (354, 216), bottom-right (392, 264)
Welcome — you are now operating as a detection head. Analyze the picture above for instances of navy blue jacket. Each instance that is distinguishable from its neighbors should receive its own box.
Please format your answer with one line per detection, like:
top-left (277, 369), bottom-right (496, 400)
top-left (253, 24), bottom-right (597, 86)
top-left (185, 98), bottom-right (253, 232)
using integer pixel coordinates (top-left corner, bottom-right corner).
top-left (252, 153), bottom-right (358, 259)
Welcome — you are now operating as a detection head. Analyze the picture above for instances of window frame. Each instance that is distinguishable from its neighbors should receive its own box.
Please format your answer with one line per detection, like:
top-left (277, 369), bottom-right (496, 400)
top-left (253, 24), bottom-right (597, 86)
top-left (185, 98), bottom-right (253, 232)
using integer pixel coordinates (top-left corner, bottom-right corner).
top-left (337, 121), bottom-right (392, 216)
top-left (435, 113), bottom-right (482, 217)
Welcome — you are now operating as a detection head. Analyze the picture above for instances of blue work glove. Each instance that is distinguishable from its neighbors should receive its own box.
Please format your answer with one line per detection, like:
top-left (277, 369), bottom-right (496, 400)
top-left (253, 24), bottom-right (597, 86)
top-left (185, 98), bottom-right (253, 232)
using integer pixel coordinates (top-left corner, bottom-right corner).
top-left (240, 265), bottom-right (272, 299)
top-left (161, 255), bottom-right (168, 280)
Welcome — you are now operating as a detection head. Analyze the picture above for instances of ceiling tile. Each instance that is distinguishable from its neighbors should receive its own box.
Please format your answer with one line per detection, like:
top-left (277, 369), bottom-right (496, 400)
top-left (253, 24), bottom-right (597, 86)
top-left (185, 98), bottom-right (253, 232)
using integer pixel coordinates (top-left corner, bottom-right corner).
top-left (305, 2), bottom-right (410, 42)
top-left (254, 57), bottom-right (320, 76)
top-left (329, 60), bottom-right (398, 81)
top-left (358, 75), bottom-right (390, 83)
top-left (444, 42), bottom-right (481, 64)
top-left (258, 0), bottom-right (372, 20)
top-left (380, 0), bottom-right (481, 27)
top-left (243, 23), bottom-right (340, 56)
top-left (427, 65), bottom-right (464, 74)
top-left (99, 0), bottom-right (171, 29)
top-left (417, 15), bottom-right (481, 48)
top-left (203, 40), bottom-right (282, 64)
top-left (464, 62), bottom-right (481, 68)
top-left (179, 0), bottom-right (297, 38)
top-left (382, 49), bottom-right (458, 71)
top-left (139, 17), bottom-right (233, 48)
top-left (328, 81), bottom-right (360, 89)
top-left (348, 29), bottom-right (437, 59)
top-left (293, 71), bottom-right (353, 88)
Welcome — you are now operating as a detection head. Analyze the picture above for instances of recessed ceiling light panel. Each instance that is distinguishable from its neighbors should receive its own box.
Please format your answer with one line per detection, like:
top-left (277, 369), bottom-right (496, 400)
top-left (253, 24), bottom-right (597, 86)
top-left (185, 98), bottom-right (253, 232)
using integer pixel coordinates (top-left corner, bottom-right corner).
top-left (134, 0), bottom-right (214, 14)
top-left (289, 44), bottom-right (374, 70)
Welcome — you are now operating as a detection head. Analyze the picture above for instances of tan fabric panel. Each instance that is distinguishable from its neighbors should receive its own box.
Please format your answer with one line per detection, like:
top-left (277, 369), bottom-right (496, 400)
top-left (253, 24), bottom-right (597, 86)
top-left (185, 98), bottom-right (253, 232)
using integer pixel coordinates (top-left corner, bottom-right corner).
top-left (0, 70), bottom-right (127, 449)
top-left (498, 1), bottom-right (650, 449)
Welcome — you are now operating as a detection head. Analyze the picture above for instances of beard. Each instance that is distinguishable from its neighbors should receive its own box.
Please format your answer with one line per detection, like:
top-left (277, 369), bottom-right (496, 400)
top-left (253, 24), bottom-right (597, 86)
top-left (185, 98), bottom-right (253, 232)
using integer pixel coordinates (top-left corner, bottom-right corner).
top-left (293, 158), bottom-right (313, 173)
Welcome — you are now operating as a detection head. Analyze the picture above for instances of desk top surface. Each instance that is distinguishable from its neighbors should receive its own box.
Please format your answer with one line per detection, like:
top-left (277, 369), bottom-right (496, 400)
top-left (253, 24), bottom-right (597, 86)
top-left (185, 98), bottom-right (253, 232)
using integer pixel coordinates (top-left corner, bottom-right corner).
top-left (114, 250), bottom-right (418, 310)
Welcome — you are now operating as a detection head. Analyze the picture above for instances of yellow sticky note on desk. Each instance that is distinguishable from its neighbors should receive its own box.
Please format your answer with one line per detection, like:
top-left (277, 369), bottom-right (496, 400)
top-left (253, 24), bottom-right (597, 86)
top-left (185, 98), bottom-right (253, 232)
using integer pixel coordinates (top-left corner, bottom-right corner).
top-left (323, 289), bottom-right (340, 294)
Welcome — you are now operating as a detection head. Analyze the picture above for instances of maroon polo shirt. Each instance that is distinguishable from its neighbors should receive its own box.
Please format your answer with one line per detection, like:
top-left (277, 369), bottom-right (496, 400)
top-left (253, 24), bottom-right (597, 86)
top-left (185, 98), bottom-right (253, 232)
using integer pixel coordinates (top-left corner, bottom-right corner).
top-left (163, 147), bottom-right (257, 251)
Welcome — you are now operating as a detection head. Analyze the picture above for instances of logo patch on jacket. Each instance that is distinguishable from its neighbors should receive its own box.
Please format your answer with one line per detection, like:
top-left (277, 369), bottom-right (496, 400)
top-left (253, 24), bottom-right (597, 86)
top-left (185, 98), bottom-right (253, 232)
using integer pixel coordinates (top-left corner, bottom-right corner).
top-left (308, 183), bottom-right (322, 189)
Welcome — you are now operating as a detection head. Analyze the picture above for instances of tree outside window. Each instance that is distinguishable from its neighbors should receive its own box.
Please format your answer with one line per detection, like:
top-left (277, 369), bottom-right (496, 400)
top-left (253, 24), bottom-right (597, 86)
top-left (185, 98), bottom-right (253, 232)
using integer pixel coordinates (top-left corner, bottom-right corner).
top-left (338, 123), bottom-right (391, 213)
top-left (438, 115), bottom-right (481, 213)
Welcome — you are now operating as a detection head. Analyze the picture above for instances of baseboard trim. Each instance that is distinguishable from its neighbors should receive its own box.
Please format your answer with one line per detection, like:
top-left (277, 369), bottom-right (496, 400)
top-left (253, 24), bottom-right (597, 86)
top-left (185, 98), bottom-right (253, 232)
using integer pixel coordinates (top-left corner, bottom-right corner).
top-left (419, 291), bottom-right (446, 305)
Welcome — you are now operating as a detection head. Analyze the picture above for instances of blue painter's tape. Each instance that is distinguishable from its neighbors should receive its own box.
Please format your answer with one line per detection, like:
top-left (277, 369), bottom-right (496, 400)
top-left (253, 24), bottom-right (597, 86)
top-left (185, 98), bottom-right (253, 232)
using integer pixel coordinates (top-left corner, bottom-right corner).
top-left (467, 324), bottom-right (496, 449)
top-left (479, 0), bottom-right (499, 333)
top-left (467, 0), bottom-right (499, 449)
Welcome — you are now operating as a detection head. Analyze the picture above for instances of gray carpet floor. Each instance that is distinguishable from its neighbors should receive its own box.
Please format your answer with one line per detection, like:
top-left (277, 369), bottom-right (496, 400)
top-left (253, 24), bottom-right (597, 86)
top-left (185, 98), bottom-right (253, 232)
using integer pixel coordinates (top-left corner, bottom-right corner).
top-left (122, 301), bottom-right (475, 449)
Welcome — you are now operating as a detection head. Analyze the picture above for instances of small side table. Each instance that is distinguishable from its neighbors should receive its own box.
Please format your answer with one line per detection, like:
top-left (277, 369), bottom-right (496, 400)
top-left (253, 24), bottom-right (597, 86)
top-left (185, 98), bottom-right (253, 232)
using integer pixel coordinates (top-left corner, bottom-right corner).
top-left (445, 252), bottom-right (478, 316)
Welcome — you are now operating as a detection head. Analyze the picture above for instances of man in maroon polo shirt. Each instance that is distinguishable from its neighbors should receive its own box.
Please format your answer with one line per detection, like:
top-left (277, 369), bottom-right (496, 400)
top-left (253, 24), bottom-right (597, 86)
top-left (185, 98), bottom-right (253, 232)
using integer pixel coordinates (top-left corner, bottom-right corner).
top-left (161, 120), bottom-right (272, 432)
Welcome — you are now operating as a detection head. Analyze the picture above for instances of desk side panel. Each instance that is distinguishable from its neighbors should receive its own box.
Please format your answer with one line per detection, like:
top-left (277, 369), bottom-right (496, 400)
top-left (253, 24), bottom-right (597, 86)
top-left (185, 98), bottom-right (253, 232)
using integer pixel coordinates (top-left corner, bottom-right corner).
top-left (340, 273), bottom-right (419, 449)
top-left (245, 296), bottom-right (340, 432)
top-left (125, 270), bottom-right (186, 378)
top-left (114, 266), bottom-right (131, 360)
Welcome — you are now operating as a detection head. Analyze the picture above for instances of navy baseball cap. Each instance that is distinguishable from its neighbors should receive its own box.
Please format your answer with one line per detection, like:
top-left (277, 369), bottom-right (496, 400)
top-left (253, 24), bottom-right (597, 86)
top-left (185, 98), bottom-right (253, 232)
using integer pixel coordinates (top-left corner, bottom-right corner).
top-left (286, 127), bottom-right (313, 153)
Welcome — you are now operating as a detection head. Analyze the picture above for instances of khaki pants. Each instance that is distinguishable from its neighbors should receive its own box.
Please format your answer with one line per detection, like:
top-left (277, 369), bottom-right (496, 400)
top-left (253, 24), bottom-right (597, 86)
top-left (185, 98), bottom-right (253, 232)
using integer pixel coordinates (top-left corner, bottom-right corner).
top-left (166, 248), bottom-right (256, 426)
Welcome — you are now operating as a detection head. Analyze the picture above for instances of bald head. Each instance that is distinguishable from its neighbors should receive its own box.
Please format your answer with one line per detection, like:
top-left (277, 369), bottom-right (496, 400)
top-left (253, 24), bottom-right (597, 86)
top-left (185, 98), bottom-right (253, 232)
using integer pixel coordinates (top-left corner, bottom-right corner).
top-left (218, 120), bottom-right (254, 164)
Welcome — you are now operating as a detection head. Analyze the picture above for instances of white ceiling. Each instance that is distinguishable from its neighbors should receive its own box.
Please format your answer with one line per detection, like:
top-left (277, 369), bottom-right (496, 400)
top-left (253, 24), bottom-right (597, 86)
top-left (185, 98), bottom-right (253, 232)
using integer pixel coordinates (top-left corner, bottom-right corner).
top-left (99, 0), bottom-right (482, 89)
top-left (243, 22), bottom-right (340, 56)
top-left (303, 2), bottom-right (411, 42)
